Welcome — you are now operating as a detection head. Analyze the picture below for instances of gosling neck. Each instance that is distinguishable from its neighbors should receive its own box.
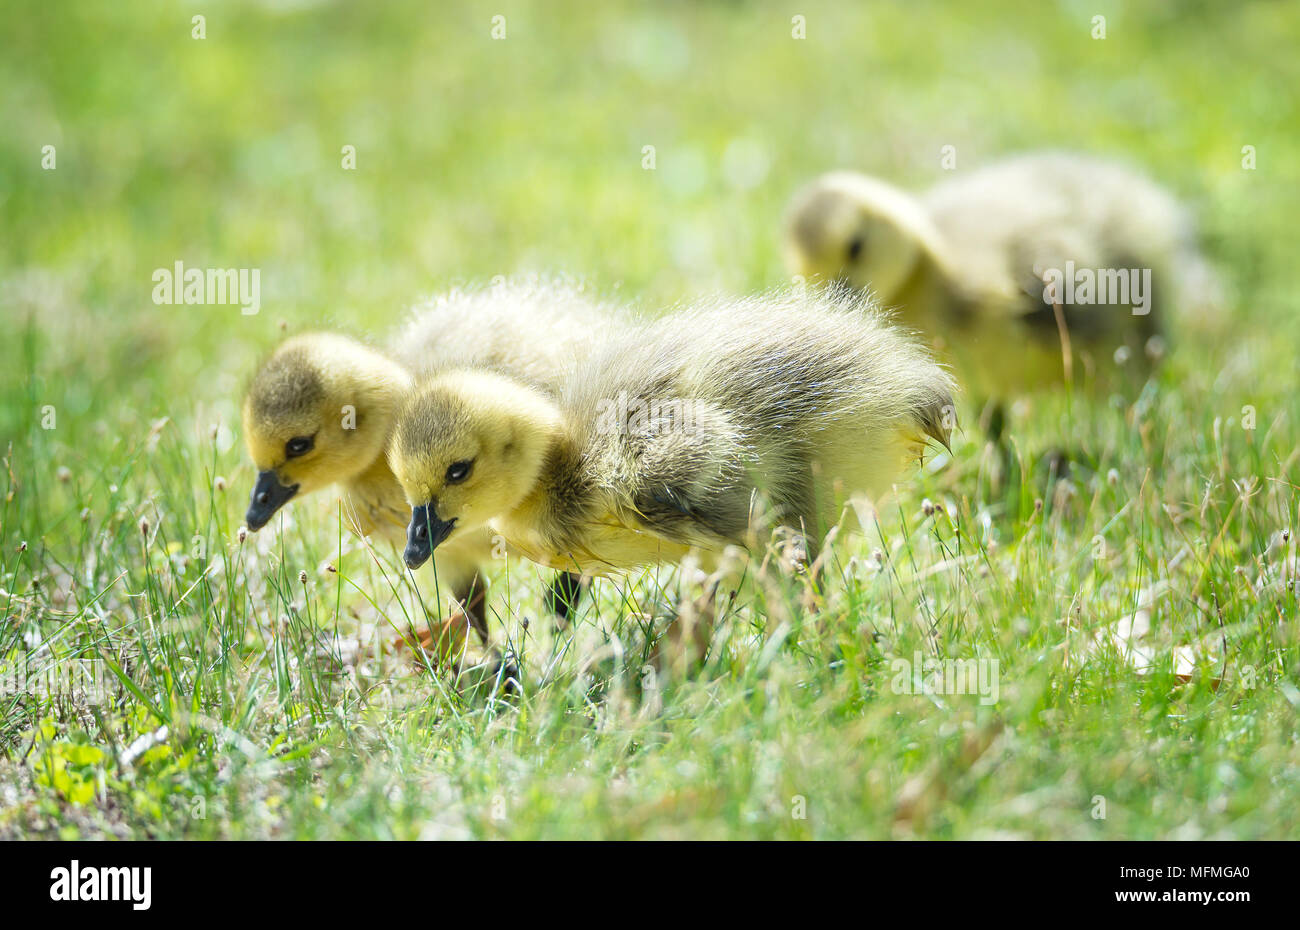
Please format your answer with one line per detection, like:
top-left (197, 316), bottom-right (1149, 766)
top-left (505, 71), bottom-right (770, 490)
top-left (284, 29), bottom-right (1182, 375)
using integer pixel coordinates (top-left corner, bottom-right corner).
top-left (341, 361), bottom-right (413, 485)
top-left (497, 406), bottom-right (579, 544)
top-left (892, 235), bottom-right (968, 328)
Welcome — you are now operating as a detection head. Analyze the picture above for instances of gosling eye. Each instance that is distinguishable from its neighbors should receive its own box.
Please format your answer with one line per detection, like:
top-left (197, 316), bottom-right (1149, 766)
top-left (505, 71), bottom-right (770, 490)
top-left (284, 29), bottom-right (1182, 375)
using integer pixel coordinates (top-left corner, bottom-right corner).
top-left (846, 234), bottom-right (865, 263)
top-left (285, 436), bottom-right (315, 459)
top-left (445, 460), bottom-right (473, 484)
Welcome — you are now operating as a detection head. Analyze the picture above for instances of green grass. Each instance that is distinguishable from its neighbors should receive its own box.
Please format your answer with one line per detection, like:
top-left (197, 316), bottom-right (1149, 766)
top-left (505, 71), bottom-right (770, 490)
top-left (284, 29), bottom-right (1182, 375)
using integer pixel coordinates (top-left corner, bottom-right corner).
top-left (2, 0), bottom-right (1299, 839)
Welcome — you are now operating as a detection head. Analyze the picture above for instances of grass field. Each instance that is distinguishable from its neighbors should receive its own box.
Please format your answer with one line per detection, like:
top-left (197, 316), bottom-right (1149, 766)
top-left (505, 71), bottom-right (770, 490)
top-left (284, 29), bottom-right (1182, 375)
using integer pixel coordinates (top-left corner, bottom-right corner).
top-left (2, 0), bottom-right (1299, 839)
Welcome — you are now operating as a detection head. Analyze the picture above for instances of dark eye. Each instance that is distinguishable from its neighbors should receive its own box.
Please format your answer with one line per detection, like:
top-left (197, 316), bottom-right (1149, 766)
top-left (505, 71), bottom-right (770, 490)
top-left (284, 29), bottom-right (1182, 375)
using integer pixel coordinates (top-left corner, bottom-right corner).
top-left (285, 436), bottom-right (314, 458)
top-left (445, 460), bottom-right (472, 484)
top-left (846, 235), bottom-right (865, 263)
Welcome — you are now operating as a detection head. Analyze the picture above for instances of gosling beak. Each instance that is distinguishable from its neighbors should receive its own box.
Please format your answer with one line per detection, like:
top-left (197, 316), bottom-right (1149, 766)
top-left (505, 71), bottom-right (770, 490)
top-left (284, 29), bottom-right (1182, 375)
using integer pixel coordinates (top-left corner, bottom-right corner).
top-left (404, 503), bottom-right (456, 570)
top-left (245, 470), bottom-right (299, 531)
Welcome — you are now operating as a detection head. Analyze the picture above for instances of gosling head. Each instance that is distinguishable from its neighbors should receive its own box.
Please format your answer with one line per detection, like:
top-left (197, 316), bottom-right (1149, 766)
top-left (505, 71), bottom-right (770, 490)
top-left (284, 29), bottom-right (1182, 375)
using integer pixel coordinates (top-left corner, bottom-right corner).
top-left (784, 172), bottom-right (940, 302)
top-left (241, 333), bottom-right (408, 531)
top-left (389, 371), bottom-right (563, 570)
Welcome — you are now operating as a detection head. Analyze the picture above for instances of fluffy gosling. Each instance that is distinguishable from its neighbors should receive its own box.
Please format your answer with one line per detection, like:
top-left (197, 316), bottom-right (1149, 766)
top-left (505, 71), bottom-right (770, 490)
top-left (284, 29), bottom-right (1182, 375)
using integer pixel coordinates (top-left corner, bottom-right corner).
top-left (783, 152), bottom-right (1217, 400)
top-left (390, 289), bottom-right (955, 579)
top-left (240, 280), bottom-right (622, 635)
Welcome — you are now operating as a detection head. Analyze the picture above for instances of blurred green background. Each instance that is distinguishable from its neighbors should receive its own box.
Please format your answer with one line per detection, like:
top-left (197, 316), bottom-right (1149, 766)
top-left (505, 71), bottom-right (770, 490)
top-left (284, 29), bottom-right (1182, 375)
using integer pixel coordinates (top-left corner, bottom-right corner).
top-left (3, 0), bottom-right (1297, 421)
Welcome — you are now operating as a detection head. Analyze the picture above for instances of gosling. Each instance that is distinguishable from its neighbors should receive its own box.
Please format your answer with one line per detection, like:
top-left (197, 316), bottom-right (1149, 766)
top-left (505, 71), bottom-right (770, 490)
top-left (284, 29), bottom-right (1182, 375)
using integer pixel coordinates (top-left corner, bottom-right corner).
top-left (389, 288), bottom-right (955, 580)
top-left (240, 279), bottom-right (622, 636)
top-left (783, 152), bottom-right (1218, 402)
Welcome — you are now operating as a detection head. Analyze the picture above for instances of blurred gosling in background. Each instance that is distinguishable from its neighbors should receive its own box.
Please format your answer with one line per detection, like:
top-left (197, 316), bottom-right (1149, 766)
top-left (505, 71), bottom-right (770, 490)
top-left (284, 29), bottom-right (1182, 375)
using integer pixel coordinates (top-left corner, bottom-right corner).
top-left (783, 152), bottom-right (1220, 417)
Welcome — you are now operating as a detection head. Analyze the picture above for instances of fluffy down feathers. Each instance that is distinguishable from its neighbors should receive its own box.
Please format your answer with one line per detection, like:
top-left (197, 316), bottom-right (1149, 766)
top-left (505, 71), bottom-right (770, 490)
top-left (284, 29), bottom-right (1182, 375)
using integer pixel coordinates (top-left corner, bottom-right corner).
top-left (390, 287), bottom-right (955, 576)
top-left (390, 279), bottom-right (622, 387)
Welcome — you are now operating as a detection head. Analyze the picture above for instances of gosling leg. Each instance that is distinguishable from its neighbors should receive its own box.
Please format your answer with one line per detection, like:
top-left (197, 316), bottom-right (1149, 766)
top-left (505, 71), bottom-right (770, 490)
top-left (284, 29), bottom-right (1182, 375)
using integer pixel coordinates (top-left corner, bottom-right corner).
top-left (545, 571), bottom-right (590, 627)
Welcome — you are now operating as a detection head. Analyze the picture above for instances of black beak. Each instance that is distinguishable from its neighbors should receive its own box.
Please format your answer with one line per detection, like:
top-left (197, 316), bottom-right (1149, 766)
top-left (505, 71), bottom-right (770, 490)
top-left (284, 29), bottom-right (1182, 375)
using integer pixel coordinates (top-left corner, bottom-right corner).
top-left (245, 470), bottom-right (299, 531)
top-left (404, 503), bottom-right (456, 570)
